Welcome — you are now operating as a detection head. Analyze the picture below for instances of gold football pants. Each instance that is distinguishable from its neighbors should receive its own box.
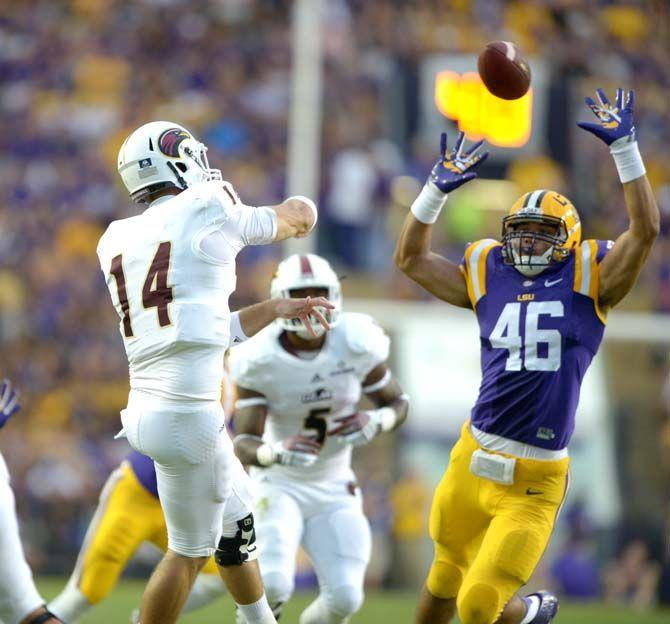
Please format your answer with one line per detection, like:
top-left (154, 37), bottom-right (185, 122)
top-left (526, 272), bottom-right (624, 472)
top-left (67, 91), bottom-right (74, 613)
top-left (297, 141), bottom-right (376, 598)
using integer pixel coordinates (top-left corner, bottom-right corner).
top-left (426, 423), bottom-right (569, 624)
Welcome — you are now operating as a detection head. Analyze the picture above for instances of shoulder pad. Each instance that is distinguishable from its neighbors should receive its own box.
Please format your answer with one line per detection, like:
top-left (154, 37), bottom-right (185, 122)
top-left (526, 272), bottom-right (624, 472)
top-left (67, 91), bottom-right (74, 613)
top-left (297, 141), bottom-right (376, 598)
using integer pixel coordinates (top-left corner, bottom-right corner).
top-left (228, 327), bottom-right (276, 388)
top-left (342, 313), bottom-right (389, 357)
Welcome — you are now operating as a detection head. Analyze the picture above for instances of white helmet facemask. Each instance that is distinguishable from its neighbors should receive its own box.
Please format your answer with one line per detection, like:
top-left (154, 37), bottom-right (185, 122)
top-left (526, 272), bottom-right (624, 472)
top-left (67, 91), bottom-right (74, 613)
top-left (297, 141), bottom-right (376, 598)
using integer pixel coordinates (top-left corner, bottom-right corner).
top-left (118, 121), bottom-right (222, 203)
top-left (270, 254), bottom-right (342, 340)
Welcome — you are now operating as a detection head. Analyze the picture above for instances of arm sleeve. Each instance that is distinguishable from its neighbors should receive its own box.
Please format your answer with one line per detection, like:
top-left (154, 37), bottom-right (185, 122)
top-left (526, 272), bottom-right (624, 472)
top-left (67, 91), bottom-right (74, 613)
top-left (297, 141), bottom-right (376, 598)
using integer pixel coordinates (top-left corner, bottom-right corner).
top-left (229, 311), bottom-right (250, 346)
top-left (236, 205), bottom-right (278, 246)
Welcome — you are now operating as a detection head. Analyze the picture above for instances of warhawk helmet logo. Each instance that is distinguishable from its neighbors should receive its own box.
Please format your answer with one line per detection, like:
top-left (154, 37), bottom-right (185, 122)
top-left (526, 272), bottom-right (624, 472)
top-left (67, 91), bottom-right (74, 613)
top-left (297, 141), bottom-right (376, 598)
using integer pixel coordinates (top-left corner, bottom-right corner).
top-left (158, 127), bottom-right (190, 157)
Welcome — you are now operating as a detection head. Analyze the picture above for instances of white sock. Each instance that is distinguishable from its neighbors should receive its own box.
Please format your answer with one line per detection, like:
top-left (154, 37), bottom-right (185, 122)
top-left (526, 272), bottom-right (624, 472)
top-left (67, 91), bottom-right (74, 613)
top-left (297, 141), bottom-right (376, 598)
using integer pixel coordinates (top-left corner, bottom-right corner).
top-left (236, 593), bottom-right (276, 624)
top-left (183, 573), bottom-right (226, 613)
top-left (48, 583), bottom-right (92, 623)
top-left (520, 595), bottom-right (541, 624)
top-left (299, 597), bottom-right (349, 624)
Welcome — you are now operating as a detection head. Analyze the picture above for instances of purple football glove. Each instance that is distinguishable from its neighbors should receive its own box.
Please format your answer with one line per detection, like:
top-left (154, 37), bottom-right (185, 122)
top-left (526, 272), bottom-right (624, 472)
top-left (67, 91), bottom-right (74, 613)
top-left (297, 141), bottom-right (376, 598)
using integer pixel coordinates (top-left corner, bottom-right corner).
top-left (577, 88), bottom-right (636, 146)
top-left (0, 379), bottom-right (20, 429)
top-left (429, 132), bottom-right (489, 194)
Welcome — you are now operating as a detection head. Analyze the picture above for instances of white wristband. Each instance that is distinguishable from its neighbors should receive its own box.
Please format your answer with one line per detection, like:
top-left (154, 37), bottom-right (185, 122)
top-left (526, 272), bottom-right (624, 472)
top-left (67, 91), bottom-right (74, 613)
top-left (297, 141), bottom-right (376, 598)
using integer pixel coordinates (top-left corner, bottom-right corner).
top-left (373, 407), bottom-right (398, 433)
top-left (610, 138), bottom-right (646, 184)
top-left (287, 195), bottom-right (318, 233)
top-left (410, 182), bottom-right (448, 224)
top-left (229, 311), bottom-right (249, 346)
top-left (256, 443), bottom-right (275, 467)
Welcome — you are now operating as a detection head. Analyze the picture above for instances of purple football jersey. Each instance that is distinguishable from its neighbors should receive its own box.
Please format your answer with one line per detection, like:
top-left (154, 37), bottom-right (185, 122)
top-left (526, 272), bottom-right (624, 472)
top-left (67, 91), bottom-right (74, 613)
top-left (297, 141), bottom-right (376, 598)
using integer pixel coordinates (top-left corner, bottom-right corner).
top-left (128, 450), bottom-right (159, 499)
top-left (462, 239), bottom-right (612, 450)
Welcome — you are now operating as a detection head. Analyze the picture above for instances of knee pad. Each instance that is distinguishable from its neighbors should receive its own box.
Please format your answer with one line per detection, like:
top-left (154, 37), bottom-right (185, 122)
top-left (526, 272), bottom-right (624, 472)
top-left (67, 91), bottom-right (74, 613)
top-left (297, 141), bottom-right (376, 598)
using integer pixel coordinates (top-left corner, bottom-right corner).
top-left (215, 513), bottom-right (258, 567)
top-left (457, 583), bottom-right (500, 624)
top-left (426, 558), bottom-right (463, 599)
top-left (325, 585), bottom-right (364, 618)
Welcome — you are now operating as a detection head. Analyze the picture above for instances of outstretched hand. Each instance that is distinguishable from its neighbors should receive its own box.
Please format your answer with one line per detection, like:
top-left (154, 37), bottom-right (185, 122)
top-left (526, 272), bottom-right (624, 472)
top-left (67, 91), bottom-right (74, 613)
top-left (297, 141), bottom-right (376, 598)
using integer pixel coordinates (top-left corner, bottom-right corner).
top-left (577, 87), bottom-right (636, 146)
top-left (0, 379), bottom-right (20, 430)
top-left (274, 296), bottom-right (334, 337)
top-left (429, 131), bottom-right (489, 194)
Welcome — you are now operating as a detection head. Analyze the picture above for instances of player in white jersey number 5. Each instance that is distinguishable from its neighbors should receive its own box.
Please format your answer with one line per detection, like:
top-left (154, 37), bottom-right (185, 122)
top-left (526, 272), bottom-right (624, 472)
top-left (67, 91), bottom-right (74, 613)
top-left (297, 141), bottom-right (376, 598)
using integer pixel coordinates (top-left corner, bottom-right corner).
top-left (97, 121), bottom-right (319, 624)
top-left (230, 254), bottom-right (410, 623)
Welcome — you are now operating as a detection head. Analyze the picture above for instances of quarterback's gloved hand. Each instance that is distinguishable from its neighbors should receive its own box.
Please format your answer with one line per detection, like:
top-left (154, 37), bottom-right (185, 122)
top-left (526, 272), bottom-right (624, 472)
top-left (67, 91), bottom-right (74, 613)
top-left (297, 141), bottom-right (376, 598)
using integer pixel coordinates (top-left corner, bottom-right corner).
top-left (272, 435), bottom-right (321, 467)
top-left (428, 131), bottom-right (489, 194)
top-left (0, 379), bottom-right (20, 429)
top-left (577, 88), bottom-right (636, 146)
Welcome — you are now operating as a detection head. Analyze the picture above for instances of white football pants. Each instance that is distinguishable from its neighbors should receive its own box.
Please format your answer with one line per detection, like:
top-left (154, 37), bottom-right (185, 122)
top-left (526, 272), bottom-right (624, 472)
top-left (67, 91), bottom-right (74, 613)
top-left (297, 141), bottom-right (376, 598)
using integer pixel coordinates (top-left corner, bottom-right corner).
top-left (254, 475), bottom-right (371, 621)
top-left (121, 390), bottom-right (254, 557)
top-left (0, 454), bottom-right (45, 623)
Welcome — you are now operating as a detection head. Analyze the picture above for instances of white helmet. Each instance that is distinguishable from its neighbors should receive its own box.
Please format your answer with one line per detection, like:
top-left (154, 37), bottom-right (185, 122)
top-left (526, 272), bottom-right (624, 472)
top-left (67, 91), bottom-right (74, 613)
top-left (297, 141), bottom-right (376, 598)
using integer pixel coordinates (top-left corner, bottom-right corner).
top-left (117, 121), bottom-right (222, 203)
top-left (270, 254), bottom-right (342, 339)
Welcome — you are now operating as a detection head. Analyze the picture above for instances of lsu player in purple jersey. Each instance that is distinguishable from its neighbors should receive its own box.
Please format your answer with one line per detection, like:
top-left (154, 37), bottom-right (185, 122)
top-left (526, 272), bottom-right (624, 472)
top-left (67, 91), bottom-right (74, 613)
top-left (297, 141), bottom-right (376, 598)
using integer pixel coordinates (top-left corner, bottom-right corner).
top-left (395, 87), bottom-right (659, 624)
top-left (48, 297), bottom-right (332, 624)
top-left (0, 380), bottom-right (64, 624)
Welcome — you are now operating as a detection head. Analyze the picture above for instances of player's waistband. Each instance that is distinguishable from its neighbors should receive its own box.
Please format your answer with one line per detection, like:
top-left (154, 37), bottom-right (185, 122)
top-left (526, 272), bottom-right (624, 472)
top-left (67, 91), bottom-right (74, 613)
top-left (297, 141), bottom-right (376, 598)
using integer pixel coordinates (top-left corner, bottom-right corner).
top-left (469, 423), bottom-right (568, 461)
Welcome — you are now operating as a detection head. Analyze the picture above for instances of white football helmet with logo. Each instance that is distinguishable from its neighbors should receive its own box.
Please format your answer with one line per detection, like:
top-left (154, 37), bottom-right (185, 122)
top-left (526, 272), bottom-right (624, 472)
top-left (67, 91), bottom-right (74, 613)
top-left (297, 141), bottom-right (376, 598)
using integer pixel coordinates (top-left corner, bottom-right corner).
top-left (118, 121), bottom-right (222, 203)
top-left (271, 254), bottom-right (342, 339)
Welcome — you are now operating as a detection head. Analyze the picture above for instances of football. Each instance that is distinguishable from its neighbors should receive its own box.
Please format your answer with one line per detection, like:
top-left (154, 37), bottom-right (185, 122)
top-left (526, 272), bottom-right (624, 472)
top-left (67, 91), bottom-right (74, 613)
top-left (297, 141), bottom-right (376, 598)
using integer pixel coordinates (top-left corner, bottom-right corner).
top-left (477, 41), bottom-right (531, 100)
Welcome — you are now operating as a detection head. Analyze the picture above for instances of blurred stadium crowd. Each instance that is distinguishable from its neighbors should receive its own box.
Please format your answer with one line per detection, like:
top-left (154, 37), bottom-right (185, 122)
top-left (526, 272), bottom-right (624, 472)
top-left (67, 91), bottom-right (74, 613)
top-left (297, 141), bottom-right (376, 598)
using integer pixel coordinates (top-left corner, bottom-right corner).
top-left (0, 0), bottom-right (669, 600)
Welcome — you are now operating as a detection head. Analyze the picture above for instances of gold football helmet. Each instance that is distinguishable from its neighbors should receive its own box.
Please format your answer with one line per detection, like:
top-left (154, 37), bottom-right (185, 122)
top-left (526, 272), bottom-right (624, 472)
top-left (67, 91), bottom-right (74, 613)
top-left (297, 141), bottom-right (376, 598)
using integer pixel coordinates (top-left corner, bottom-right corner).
top-left (502, 190), bottom-right (581, 276)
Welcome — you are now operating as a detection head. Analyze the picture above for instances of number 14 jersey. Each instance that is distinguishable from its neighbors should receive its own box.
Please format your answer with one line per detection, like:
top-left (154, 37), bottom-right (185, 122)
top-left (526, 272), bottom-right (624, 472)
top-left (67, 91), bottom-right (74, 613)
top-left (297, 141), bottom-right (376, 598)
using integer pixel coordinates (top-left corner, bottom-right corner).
top-left (461, 238), bottom-right (613, 450)
top-left (97, 181), bottom-right (277, 402)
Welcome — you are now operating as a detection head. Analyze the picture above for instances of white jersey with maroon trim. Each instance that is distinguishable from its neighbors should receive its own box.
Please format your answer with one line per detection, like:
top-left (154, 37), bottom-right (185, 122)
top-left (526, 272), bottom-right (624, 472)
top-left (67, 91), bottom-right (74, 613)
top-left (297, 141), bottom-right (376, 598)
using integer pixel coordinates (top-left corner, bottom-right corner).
top-left (229, 312), bottom-right (390, 481)
top-left (97, 180), bottom-right (277, 402)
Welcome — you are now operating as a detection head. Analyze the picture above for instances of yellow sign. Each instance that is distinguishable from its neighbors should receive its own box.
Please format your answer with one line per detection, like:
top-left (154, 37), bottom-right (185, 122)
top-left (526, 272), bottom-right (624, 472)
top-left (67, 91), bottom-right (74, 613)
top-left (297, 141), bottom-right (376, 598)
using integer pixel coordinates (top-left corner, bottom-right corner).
top-left (434, 70), bottom-right (532, 148)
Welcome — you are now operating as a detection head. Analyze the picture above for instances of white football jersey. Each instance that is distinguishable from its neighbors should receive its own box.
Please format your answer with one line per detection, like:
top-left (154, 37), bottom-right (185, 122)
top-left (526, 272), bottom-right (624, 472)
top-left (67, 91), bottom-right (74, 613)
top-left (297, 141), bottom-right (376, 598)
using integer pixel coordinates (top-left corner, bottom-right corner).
top-left (97, 181), bottom-right (276, 401)
top-left (229, 312), bottom-right (390, 482)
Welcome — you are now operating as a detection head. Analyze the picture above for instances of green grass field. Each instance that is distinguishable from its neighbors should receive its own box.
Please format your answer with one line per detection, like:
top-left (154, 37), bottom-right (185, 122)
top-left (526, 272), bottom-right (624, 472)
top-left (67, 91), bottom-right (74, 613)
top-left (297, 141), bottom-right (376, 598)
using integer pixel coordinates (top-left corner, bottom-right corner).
top-left (37, 577), bottom-right (669, 623)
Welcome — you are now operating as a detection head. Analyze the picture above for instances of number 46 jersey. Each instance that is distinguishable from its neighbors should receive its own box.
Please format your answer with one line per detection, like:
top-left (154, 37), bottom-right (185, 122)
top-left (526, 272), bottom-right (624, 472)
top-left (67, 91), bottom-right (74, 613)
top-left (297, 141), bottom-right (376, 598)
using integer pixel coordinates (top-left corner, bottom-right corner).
top-left (229, 313), bottom-right (390, 482)
top-left (461, 238), bottom-right (613, 451)
top-left (97, 181), bottom-right (277, 402)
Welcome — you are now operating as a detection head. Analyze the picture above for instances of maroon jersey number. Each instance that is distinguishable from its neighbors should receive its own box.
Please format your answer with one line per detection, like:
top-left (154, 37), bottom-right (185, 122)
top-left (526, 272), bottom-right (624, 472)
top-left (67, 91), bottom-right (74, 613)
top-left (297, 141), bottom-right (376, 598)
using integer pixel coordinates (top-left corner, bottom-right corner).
top-left (109, 242), bottom-right (174, 338)
top-left (110, 254), bottom-right (133, 338)
top-left (142, 241), bottom-right (174, 327)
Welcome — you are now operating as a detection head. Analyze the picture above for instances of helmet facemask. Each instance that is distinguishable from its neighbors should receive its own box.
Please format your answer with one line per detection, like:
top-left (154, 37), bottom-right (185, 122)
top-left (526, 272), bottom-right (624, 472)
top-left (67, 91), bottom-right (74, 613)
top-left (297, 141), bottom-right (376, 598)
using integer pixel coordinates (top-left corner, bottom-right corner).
top-left (502, 214), bottom-right (568, 277)
top-left (286, 287), bottom-right (339, 340)
top-left (270, 254), bottom-right (342, 341)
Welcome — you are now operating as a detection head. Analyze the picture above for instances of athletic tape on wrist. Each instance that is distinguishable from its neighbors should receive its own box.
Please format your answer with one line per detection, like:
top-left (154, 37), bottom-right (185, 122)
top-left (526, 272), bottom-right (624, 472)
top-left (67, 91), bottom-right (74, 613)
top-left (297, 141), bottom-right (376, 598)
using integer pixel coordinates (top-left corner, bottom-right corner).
top-left (410, 182), bottom-right (448, 224)
top-left (610, 138), bottom-right (646, 184)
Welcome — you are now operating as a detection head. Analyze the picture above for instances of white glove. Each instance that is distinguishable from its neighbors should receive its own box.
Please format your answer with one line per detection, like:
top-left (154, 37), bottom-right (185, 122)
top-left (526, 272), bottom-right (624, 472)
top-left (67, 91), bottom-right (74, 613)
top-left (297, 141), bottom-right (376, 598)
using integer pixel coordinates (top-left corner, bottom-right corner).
top-left (258, 435), bottom-right (321, 467)
top-left (330, 408), bottom-right (397, 447)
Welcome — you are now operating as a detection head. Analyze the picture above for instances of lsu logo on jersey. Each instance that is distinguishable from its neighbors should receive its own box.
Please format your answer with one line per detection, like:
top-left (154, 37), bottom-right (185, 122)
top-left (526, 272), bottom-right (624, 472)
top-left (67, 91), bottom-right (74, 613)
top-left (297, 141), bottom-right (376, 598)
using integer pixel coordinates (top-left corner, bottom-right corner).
top-left (158, 127), bottom-right (191, 157)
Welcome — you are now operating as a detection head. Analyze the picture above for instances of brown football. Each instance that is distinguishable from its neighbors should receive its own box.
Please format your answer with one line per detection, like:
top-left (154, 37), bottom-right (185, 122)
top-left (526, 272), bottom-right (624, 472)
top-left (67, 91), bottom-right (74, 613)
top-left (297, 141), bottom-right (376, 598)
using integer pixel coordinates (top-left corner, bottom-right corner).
top-left (477, 41), bottom-right (531, 100)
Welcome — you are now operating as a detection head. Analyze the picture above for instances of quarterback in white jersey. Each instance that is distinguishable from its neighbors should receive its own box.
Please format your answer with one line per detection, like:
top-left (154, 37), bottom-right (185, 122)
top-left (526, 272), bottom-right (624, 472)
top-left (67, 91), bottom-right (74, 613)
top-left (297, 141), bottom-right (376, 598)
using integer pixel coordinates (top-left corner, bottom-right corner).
top-left (230, 254), bottom-right (409, 624)
top-left (0, 380), bottom-right (63, 624)
top-left (97, 120), bottom-right (318, 624)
